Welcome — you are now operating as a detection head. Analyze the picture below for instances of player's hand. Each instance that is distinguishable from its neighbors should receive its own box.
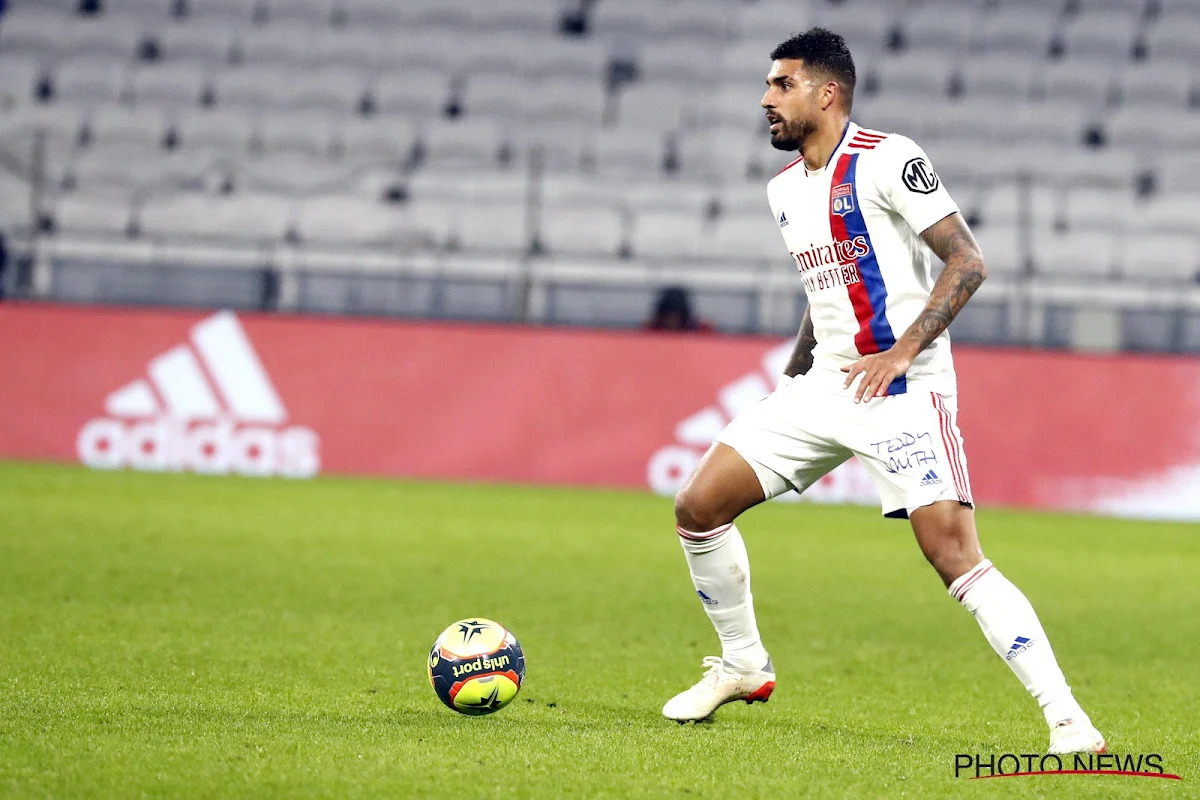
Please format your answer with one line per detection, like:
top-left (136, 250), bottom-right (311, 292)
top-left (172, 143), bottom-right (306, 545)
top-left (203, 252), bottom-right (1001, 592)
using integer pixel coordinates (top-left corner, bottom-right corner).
top-left (841, 349), bottom-right (914, 403)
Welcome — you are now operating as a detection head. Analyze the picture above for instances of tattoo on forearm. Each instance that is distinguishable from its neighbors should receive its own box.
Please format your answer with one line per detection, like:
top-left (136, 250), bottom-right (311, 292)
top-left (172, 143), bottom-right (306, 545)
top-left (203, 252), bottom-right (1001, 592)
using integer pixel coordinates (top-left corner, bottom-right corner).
top-left (784, 308), bottom-right (817, 377)
top-left (906, 215), bottom-right (987, 353)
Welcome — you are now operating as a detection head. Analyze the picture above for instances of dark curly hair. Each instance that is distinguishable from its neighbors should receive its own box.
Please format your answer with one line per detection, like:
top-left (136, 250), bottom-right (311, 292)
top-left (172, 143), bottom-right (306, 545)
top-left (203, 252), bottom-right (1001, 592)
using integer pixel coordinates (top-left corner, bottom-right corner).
top-left (770, 27), bottom-right (856, 110)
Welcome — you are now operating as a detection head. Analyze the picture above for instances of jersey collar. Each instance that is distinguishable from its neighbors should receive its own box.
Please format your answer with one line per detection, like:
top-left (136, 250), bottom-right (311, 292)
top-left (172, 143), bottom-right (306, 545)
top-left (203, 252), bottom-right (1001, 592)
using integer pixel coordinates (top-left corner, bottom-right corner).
top-left (804, 121), bottom-right (857, 177)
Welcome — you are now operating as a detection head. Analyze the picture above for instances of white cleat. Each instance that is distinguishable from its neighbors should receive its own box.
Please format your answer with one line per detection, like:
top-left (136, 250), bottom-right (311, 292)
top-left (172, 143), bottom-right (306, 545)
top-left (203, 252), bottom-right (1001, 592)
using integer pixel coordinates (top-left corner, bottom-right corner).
top-left (1048, 719), bottom-right (1107, 754)
top-left (662, 656), bottom-right (776, 722)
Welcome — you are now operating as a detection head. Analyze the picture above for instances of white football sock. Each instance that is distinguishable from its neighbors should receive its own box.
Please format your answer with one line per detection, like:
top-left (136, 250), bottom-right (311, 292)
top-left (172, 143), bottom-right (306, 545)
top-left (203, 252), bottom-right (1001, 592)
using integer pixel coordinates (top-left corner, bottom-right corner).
top-left (949, 560), bottom-right (1088, 728)
top-left (677, 523), bottom-right (769, 671)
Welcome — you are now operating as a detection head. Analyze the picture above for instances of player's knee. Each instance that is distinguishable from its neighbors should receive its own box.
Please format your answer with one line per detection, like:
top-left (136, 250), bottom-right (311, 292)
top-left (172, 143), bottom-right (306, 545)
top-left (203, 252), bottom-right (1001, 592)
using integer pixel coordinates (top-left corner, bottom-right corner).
top-left (674, 486), bottom-right (726, 533)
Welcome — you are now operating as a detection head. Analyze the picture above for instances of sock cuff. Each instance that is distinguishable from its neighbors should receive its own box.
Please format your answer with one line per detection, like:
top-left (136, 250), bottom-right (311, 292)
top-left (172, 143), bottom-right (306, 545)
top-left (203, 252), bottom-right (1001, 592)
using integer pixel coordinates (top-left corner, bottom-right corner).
top-left (677, 523), bottom-right (735, 554)
top-left (948, 559), bottom-right (994, 603)
top-left (676, 522), bottom-right (732, 541)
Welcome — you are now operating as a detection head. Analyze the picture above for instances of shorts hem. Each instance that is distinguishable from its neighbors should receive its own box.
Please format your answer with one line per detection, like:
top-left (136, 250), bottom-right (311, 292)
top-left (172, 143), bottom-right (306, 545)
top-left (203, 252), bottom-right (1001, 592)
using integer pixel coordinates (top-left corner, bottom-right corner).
top-left (713, 436), bottom-right (795, 500)
top-left (883, 498), bottom-right (975, 520)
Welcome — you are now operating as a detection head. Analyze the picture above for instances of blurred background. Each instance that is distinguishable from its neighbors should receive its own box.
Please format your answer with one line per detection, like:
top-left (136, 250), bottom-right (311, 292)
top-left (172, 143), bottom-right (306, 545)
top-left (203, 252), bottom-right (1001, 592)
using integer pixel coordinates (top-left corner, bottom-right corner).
top-left (0, 0), bottom-right (1198, 349)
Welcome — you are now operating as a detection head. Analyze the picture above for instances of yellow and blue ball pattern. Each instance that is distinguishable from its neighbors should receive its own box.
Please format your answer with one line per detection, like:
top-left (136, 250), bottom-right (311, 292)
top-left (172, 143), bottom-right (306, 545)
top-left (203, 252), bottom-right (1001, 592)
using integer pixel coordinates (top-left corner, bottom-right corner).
top-left (428, 618), bottom-right (525, 716)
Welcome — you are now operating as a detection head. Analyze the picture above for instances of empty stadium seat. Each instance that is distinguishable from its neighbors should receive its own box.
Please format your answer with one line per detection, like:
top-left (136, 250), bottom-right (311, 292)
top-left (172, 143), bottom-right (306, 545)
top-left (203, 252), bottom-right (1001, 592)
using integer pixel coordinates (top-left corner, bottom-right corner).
top-left (523, 38), bottom-right (609, 81)
top-left (1150, 152), bottom-right (1200, 194)
top-left (1055, 9), bottom-right (1142, 62)
top-left (870, 53), bottom-right (954, 100)
top-left (230, 21), bottom-right (316, 66)
top-left (1118, 231), bottom-right (1199, 280)
top-left (927, 97), bottom-right (1019, 144)
top-left (64, 13), bottom-right (147, 61)
top-left (0, 52), bottom-right (49, 106)
top-left (1032, 229), bottom-right (1118, 277)
top-left (736, 0), bottom-right (812, 44)
top-left (236, 151), bottom-right (354, 193)
top-left (401, 0), bottom-right (475, 32)
top-left (1115, 60), bottom-right (1195, 108)
top-left (1062, 186), bottom-right (1138, 232)
top-left (129, 62), bottom-right (209, 109)
top-left (0, 7), bottom-right (68, 58)
top-left (253, 111), bottom-right (334, 156)
top-left (897, 3), bottom-right (978, 57)
top-left (210, 64), bottom-right (294, 110)
top-left (957, 55), bottom-right (1037, 101)
top-left (83, 106), bottom-right (170, 150)
top-left (309, 27), bottom-right (378, 71)
top-left (970, 224), bottom-right (1024, 275)
top-left (157, 18), bottom-right (237, 65)
top-left (171, 108), bottom-right (256, 153)
top-left (974, 182), bottom-right (1061, 232)
top-left (625, 177), bottom-right (715, 216)
top-left (1125, 193), bottom-right (1200, 237)
top-left (810, 0), bottom-right (895, 60)
top-left (294, 194), bottom-right (422, 248)
top-left (587, 128), bottom-right (666, 176)
top-left (420, 118), bottom-right (514, 168)
top-left (139, 190), bottom-right (293, 242)
top-left (1141, 14), bottom-right (1200, 62)
top-left (333, 116), bottom-right (418, 163)
top-left (632, 208), bottom-right (708, 259)
top-left (469, 0), bottom-right (562, 35)
top-left (52, 192), bottom-right (137, 236)
top-left (976, 6), bottom-right (1059, 57)
top-left (409, 167), bottom-right (527, 205)
top-left (616, 82), bottom-right (692, 133)
top-left (709, 211), bottom-right (789, 261)
top-left (257, 0), bottom-right (338, 27)
top-left (451, 198), bottom-right (529, 252)
top-left (590, 0), bottom-right (671, 43)
top-left (853, 95), bottom-right (933, 140)
top-left (1034, 59), bottom-right (1117, 111)
top-left (52, 57), bottom-right (133, 107)
top-left (184, 0), bottom-right (260, 24)
top-left (276, 66), bottom-right (368, 114)
top-left (540, 206), bottom-right (626, 256)
top-left (1103, 104), bottom-right (1199, 150)
top-left (372, 68), bottom-right (452, 119)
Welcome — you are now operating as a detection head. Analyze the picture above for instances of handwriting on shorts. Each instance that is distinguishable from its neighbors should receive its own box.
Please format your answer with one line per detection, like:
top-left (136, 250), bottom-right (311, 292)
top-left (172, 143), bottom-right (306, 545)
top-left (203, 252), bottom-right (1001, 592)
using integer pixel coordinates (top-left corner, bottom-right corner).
top-left (871, 432), bottom-right (937, 474)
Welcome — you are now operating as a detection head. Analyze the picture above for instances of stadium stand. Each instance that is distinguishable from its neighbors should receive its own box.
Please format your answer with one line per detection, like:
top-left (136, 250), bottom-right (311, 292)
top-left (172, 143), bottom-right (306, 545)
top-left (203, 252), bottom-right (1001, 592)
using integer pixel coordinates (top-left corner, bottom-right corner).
top-left (0, 0), bottom-right (1197, 348)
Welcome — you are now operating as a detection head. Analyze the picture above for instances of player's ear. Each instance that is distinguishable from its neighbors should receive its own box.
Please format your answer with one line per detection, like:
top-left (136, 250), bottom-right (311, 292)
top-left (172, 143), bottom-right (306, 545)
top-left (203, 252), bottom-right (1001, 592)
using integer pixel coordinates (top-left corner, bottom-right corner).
top-left (819, 80), bottom-right (838, 112)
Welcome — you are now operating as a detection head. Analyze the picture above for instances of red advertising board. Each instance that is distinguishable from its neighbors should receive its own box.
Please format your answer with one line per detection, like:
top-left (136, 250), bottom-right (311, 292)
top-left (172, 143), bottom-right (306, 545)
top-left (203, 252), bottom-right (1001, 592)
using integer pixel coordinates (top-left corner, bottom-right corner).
top-left (3, 303), bottom-right (1198, 519)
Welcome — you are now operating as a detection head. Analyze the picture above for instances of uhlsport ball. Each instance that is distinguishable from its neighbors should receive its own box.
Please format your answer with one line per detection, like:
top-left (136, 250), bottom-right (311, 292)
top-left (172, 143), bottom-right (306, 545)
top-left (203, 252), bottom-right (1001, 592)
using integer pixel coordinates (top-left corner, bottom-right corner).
top-left (428, 618), bottom-right (525, 715)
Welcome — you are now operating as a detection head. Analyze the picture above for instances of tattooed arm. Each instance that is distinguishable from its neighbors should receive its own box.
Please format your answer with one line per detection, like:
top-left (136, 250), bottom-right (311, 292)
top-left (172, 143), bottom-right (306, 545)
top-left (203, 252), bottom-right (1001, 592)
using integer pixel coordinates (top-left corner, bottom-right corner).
top-left (782, 306), bottom-right (817, 378)
top-left (841, 212), bottom-right (987, 402)
top-left (902, 212), bottom-right (987, 355)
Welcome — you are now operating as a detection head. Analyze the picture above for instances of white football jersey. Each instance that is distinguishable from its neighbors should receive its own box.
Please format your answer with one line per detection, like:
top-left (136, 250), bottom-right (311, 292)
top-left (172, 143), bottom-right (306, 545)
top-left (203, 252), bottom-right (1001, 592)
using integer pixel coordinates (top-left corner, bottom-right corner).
top-left (768, 122), bottom-right (960, 394)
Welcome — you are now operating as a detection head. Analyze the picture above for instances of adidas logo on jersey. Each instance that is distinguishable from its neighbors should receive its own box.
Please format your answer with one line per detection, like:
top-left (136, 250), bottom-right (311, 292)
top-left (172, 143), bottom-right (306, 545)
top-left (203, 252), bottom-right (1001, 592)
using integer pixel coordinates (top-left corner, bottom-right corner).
top-left (920, 470), bottom-right (941, 486)
top-left (76, 311), bottom-right (320, 478)
top-left (778, 211), bottom-right (789, 228)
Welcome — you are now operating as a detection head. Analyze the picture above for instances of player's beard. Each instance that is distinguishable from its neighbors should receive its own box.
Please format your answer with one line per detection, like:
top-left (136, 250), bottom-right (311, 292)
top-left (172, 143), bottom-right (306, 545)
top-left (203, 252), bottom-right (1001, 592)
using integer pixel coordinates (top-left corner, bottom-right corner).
top-left (769, 116), bottom-right (815, 152)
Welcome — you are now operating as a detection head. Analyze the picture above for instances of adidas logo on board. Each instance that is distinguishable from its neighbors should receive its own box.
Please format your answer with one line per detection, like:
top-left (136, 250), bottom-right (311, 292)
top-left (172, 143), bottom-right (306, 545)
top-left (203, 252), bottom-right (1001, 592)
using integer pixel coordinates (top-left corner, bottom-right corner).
top-left (76, 311), bottom-right (320, 478)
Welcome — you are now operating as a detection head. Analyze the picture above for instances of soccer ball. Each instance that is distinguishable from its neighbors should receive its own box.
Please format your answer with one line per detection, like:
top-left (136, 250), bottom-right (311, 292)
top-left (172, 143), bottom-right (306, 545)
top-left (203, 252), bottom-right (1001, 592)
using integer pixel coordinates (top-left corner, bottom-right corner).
top-left (428, 618), bottom-right (525, 715)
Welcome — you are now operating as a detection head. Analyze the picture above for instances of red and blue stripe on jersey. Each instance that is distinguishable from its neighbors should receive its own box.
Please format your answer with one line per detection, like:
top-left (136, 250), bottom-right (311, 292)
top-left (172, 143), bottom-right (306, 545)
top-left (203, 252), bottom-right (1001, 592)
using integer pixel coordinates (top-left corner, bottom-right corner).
top-left (828, 147), bottom-right (906, 395)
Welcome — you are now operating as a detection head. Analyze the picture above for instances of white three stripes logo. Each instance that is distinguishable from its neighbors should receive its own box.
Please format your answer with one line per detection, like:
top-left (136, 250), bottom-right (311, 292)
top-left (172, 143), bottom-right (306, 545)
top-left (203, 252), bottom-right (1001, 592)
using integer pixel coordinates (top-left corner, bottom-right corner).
top-left (104, 311), bottom-right (286, 423)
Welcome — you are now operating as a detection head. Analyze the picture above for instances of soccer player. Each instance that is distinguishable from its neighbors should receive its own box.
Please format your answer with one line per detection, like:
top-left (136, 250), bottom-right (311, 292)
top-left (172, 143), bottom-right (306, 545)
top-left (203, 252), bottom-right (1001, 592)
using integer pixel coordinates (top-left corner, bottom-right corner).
top-left (663, 28), bottom-right (1105, 754)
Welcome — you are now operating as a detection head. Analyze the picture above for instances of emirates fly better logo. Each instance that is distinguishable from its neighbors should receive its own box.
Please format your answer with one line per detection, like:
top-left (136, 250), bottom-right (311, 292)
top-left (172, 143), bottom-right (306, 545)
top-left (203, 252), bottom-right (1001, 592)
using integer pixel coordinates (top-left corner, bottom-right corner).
top-left (76, 312), bottom-right (320, 478)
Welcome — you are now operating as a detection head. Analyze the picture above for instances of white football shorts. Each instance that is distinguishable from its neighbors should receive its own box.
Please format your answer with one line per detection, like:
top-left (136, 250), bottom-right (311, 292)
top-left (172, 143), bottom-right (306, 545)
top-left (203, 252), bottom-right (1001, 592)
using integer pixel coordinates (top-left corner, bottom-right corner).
top-left (714, 369), bottom-right (973, 518)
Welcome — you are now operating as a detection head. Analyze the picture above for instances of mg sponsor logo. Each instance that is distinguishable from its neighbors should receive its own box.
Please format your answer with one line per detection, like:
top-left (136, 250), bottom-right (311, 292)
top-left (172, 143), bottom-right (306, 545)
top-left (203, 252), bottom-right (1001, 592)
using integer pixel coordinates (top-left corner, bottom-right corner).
top-left (76, 311), bottom-right (320, 478)
top-left (645, 342), bottom-right (877, 506)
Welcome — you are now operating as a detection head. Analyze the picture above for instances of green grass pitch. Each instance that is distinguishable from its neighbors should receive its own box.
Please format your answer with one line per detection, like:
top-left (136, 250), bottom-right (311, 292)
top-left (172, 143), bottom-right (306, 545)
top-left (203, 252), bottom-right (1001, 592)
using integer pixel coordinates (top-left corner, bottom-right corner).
top-left (1, 462), bottom-right (1198, 799)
